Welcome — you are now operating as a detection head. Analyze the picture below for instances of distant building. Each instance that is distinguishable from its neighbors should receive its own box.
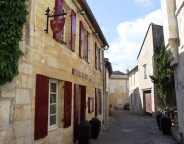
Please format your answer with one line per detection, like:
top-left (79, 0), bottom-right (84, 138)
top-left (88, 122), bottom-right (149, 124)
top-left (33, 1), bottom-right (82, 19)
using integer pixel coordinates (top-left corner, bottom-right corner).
top-left (127, 66), bottom-right (142, 113)
top-left (109, 70), bottom-right (129, 109)
top-left (103, 58), bottom-right (112, 122)
top-left (137, 23), bottom-right (164, 116)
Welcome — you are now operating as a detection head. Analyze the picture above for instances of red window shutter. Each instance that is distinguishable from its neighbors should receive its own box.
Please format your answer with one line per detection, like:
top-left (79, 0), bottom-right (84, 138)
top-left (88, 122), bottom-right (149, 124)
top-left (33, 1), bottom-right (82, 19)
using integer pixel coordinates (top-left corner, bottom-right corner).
top-left (95, 43), bottom-right (98, 69)
top-left (64, 81), bottom-right (72, 128)
top-left (87, 31), bottom-right (90, 63)
top-left (79, 21), bottom-right (84, 58)
top-left (71, 9), bottom-right (76, 51)
top-left (95, 88), bottom-right (98, 117)
top-left (53, 0), bottom-right (63, 42)
top-left (74, 84), bottom-right (79, 140)
top-left (80, 86), bottom-right (86, 121)
top-left (99, 90), bottom-right (102, 114)
top-left (34, 74), bottom-right (49, 140)
top-left (100, 49), bottom-right (103, 71)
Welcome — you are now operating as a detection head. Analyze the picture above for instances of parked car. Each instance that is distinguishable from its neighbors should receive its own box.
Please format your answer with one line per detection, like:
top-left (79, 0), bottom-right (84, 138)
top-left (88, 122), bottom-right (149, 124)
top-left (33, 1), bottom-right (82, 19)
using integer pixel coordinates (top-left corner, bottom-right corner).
top-left (124, 103), bottom-right (130, 110)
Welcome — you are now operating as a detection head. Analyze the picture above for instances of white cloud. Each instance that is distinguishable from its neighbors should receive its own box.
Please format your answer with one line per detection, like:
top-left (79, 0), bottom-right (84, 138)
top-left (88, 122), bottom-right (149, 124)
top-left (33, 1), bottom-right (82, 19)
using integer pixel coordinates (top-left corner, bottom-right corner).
top-left (134, 0), bottom-right (153, 7)
top-left (105, 9), bottom-right (163, 73)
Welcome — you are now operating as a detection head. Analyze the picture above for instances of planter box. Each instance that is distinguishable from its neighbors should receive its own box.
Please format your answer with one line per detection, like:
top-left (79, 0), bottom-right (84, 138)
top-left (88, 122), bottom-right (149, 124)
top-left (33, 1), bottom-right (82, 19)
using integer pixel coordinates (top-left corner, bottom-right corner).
top-left (160, 116), bottom-right (171, 135)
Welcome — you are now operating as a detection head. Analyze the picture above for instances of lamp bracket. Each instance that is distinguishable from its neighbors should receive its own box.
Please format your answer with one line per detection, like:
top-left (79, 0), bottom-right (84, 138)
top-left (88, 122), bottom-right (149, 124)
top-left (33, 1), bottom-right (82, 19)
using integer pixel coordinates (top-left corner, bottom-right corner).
top-left (44, 7), bottom-right (66, 33)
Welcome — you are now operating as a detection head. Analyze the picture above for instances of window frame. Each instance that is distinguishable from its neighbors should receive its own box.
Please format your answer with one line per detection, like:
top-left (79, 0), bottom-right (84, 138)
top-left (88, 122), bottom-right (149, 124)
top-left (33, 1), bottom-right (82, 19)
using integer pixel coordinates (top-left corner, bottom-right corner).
top-left (48, 79), bottom-right (58, 130)
top-left (143, 64), bottom-right (147, 79)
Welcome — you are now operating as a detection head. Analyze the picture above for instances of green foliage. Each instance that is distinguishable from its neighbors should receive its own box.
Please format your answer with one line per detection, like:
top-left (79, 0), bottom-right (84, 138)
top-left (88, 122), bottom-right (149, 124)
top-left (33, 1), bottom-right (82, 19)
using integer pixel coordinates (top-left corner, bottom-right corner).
top-left (150, 43), bottom-right (175, 106)
top-left (0, 0), bottom-right (28, 84)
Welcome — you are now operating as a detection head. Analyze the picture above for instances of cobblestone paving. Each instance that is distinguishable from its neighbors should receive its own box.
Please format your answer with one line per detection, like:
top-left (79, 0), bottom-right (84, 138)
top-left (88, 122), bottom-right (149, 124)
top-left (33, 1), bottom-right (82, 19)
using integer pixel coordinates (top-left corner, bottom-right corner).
top-left (91, 110), bottom-right (180, 144)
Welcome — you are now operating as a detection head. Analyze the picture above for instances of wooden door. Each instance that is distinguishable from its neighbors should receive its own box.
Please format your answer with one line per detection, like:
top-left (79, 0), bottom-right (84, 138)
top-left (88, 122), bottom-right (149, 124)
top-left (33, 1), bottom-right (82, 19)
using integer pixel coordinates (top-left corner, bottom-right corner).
top-left (145, 92), bottom-right (152, 113)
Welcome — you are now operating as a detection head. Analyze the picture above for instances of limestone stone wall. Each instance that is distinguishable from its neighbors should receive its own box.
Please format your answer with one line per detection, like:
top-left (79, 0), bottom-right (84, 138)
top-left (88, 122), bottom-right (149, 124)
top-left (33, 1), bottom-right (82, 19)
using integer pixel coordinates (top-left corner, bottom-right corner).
top-left (0, 0), bottom-right (105, 144)
top-left (109, 78), bottom-right (129, 109)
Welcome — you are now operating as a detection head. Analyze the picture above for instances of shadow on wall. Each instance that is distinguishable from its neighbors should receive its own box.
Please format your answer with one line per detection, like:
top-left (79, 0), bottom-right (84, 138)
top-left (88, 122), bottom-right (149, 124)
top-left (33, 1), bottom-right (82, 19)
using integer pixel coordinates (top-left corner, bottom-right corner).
top-left (130, 87), bottom-right (144, 114)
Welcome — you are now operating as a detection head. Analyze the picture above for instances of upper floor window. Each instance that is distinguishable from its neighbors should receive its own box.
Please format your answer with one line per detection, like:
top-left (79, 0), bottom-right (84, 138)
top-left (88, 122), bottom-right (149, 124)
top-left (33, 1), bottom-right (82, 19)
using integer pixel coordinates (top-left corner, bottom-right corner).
top-left (143, 64), bottom-right (147, 79)
top-left (95, 43), bottom-right (102, 71)
top-left (79, 21), bottom-right (90, 62)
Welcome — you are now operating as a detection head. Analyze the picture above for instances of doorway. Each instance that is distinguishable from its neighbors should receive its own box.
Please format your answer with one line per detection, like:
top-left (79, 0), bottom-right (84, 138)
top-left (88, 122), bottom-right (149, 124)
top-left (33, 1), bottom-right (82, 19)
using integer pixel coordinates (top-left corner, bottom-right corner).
top-left (73, 84), bottom-right (86, 142)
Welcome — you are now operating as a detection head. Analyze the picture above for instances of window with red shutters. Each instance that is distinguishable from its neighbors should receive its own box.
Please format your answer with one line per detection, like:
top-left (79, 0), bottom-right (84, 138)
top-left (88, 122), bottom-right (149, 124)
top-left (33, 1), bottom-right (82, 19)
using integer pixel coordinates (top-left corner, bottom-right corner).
top-left (79, 21), bottom-right (84, 58)
top-left (34, 74), bottom-right (49, 140)
top-left (95, 43), bottom-right (98, 69)
top-left (53, 0), bottom-right (63, 42)
top-left (74, 84), bottom-right (79, 141)
top-left (99, 49), bottom-right (103, 72)
top-left (80, 86), bottom-right (86, 121)
top-left (95, 88), bottom-right (98, 117)
top-left (64, 81), bottom-right (72, 128)
top-left (71, 9), bottom-right (76, 51)
top-left (99, 89), bottom-right (102, 114)
top-left (87, 32), bottom-right (90, 63)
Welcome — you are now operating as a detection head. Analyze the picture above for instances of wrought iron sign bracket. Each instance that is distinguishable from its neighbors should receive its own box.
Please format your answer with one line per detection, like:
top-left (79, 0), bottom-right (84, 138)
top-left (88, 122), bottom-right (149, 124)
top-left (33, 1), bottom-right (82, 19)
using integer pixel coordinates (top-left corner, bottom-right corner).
top-left (44, 7), bottom-right (66, 33)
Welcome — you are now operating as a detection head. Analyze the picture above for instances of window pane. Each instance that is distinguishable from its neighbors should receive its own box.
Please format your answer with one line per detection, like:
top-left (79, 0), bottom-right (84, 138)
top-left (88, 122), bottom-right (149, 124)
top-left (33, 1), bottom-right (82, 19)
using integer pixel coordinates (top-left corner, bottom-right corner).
top-left (50, 94), bottom-right (56, 103)
top-left (50, 104), bottom-right (56, 114)
top-left (50, 83), bottom-right (56, 93)
top-left (50, 115), bottom-right (56, 126)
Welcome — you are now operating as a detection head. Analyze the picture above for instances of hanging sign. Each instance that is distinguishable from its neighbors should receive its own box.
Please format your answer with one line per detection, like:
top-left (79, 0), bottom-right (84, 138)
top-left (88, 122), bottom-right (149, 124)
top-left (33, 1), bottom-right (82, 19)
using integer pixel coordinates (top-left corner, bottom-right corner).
top-left (50, 18), bottom-right (65, 33)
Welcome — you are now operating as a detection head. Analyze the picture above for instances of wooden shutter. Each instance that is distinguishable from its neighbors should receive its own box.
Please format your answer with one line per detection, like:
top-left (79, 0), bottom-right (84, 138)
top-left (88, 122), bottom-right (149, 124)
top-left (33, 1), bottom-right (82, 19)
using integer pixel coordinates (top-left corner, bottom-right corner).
top-left (34, 74), bottom-right (49, 140)
top-left (100, 49), bottom-right (103, 71)
top-left (71, 9), bottom-right (76, 51)
top-left (95, 88), bottom-right (98, 117)
top-left (80, 86), bottom-right (86, 121)
top-left (99, 90), bottom-right (102, 114)
top-left (87, 31), bottom-right (90, 63)
top-left (74, 84), bottom-right (79, 141)
top-left (95, 43), bottom-right (98, 69)
top-left (64, 81), bottom-right (72, 128)
top-left (79, 21), bottom-right (84, 58)
top-left (53, 0), bottom-right (63, 42)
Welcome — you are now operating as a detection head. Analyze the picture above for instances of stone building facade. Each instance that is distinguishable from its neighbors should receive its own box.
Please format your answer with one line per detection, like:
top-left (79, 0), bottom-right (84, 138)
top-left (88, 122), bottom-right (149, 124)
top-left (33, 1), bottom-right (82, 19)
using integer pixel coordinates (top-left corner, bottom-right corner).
top-left (161, 0), bottom-right (184, 142)
top-left (128, 66), bottom-right (142, 113)
top-left (0, 0), bottom-right (108, 144)
top-left (137, 23), bottom-right (164, 116)
top-left (103, 58), bottom-right (112, 122)
top-left (109, 71), bottom-right (129, 109)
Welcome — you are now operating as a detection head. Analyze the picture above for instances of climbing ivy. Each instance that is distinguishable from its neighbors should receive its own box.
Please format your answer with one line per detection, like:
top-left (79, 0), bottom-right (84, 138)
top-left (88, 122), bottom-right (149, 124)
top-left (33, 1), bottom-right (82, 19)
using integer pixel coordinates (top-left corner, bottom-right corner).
top-left (0, 0), bottom-right (28, 84)
top-left (150, 43), bottom-right (175, 106)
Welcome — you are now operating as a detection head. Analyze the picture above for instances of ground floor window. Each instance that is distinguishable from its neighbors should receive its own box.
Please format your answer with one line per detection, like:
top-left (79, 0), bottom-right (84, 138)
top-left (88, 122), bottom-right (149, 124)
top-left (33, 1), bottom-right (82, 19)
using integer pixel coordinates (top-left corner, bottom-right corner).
top-left (49, 79), bottom-right (58, 130)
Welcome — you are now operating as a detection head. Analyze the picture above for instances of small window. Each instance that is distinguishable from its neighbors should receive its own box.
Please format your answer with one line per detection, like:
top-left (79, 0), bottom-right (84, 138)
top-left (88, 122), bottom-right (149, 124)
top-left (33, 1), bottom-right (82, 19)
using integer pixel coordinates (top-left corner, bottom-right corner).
top-left (122, 85), bottom-right (125, 94)
top-left (143, 64), bottom-right (147, 79)
top-left (49, 79), bottom-right (58, 130)
top-left (110, 85), bottom-right (114, 93)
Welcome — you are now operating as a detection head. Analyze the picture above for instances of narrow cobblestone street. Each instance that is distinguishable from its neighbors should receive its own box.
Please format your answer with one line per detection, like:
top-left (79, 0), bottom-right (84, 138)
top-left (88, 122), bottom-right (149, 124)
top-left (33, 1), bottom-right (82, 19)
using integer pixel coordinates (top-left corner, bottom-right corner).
top-left (91, 110), bottom-right (179, 144)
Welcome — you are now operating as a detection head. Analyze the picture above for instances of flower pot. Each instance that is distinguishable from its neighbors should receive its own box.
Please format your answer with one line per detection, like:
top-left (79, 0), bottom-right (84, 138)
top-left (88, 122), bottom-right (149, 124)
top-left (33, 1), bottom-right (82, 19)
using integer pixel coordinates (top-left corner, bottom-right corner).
top-left (109, 107), bottom-right (114, 116)
top-left (77, 120), bottom-right (91, 144)
top-left (89, 117), bottom-right (101, 139)
top-left (159, 115), bottom-right (171, 135)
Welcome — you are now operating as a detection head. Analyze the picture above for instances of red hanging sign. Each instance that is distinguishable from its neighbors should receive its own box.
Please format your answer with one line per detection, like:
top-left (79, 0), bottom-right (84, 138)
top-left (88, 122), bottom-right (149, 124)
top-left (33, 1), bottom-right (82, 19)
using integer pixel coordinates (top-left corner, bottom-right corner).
top-left (50, 17), bottom-right (65, 33)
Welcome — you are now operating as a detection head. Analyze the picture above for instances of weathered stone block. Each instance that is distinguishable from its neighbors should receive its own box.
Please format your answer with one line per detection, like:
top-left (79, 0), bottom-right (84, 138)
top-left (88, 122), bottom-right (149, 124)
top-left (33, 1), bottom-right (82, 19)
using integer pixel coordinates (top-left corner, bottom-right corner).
top-left (14, 120), bottom-right (31, 138)
top-left (16, 89), bottom-right (30, 104)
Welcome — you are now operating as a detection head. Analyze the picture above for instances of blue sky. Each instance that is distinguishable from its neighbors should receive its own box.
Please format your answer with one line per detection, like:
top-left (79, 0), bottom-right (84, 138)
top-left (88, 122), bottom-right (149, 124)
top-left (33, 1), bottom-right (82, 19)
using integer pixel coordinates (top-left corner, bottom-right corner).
top-left (87, 0), bottom-right (163, 73)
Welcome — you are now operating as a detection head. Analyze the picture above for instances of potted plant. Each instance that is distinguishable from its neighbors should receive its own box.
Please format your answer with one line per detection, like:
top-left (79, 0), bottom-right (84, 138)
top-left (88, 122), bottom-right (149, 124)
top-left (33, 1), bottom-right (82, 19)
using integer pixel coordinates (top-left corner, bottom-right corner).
top-left (159, 114), bottom-right (171, 135)
top-left (77, 120), bottom-right (91, 144)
